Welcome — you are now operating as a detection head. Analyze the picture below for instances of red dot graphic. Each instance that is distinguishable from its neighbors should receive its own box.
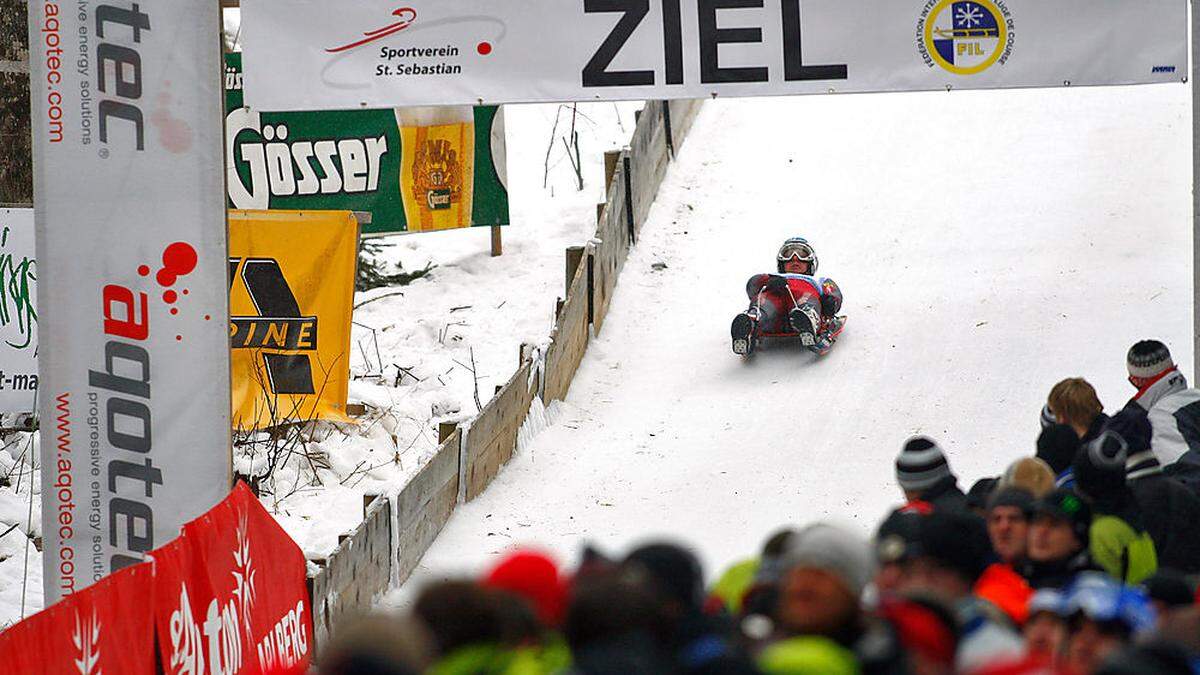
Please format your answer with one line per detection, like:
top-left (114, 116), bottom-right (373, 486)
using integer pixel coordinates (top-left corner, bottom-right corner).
top-left (170, 308), bottom-right (178, 315)
top-left (182, 289), bottom-right (190, 296)
top-left (477, 42), bottom-right (492, 56)
top-left (137, 265), bottom-right (150, 277)
top-left (163, 242), bottom-right (198, 276)
top-left (157, 270), bottom-right (177, 287)
top-left (204, 315), bottom-right (211, 321)
top-left (163, 290), bottom-right (178, 304)
top-left (175, 335), bottom-right (182, 341)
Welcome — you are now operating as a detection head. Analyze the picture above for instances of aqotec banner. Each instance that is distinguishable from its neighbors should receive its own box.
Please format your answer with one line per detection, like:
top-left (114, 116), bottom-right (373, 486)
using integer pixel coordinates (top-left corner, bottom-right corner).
top-left (229, 210), bottom-right (357, 430)
top-left (224, 54), bottom-right (509, 234)
top-left (239, 0), bottom-right (1188, 110)
top-left (0, 562), bottom-right (156, 675)
top-left (0, 209), bottom-right (38, 416)
top-left (29, 2), bottom-right (232, 602)
top-left (153, 483), bottom-right (312, 675)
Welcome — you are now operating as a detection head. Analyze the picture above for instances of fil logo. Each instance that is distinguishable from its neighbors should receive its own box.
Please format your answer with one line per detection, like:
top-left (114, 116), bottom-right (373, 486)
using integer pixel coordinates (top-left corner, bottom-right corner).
top-left (327, 7), bottom-right (417, 53)
top-left (229, 258), bottom-right (317, 396)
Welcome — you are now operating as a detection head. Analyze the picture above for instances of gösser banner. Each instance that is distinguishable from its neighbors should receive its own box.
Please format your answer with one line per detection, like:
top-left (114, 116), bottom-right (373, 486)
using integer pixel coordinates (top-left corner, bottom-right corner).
top-left (239, 0), bottom-right (1188, 111)
top-left (224, 54), bottom-right (510, 234)
top-left (0, 209), bottom-right (38, 417)
top-left (28, 1), bottom-right (232, 602)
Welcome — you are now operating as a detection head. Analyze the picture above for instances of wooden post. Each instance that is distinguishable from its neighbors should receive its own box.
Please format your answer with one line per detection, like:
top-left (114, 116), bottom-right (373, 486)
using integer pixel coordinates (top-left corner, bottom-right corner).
top-left (438, 422), bottom-right (458, 445)
top-left (566, 246), bottom-right (586, 296)
top-left (597, 202), bottom-right (606, 225)
top-left (362, 494), bottom-right (378, 519)
top-left (490, 225), bottom-right (503, 257)
top-left (603, 150), bottom-right (621, 193)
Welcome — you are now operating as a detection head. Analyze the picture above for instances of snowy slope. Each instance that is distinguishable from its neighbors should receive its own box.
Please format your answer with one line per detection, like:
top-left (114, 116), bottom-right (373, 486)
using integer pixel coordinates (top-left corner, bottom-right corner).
top-left (384, 83), bottom-right (1193, 600)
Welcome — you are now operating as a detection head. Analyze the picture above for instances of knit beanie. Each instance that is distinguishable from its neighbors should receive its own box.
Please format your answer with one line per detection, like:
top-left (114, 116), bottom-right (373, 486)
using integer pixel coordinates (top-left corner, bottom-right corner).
top-left (1036, 424), bottom-right (1081, 475)
top-left (895, 436), bottom-right (952, 492)
top-left (624, 542), bottom-right (705, 611)
top-left (1127, 340), bottom-right (1174, 380)
top-left (986, 487), bottom-right (1035, 516)
top-left (1001, 457), bottom-right (1056, 498)
top-left (966, 477), bottom-right (999, 512)
top-left (1074, 430), bottom-right (1128, 500)
top-left (915, 511), bottom-right (991, 583)
top-left (781, 523), bottom-right (874, 599)
top-left (483, 550), bottom-right (567, 628)
top-left (1032, 488), bottom-right (1093, 547)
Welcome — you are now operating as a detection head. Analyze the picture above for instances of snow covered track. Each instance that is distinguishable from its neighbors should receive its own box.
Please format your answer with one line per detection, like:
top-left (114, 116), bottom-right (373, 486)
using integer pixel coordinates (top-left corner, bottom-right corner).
top-left (386, 84), bottom-right (1193, 600)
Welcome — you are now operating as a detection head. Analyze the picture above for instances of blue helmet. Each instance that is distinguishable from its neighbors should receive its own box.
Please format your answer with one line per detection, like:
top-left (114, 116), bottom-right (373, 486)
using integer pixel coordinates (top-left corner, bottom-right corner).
top-left (777, 237), bottom-right (817, 275)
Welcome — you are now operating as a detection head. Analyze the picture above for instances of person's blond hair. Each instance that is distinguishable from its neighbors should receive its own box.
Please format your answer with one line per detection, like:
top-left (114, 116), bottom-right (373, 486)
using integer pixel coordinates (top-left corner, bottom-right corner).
top-left (1047, 378), bottom-right (1103, 429)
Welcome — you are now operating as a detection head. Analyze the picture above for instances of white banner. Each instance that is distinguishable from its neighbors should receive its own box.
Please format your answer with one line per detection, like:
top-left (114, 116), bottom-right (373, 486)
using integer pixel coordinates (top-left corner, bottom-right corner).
top-left (0, 209), bottom-right (38, 417)
top-left (241, 0), bottom-right (1188, 111)
top-left (29, 2), bottom-right (231, 601)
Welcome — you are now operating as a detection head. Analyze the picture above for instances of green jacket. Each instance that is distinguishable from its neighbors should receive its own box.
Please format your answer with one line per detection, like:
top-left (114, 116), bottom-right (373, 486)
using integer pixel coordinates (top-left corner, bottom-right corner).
top-left (429, 641), bottom-right (571, 675)
top-left (758, 636), bottom-right (859, 675)
top-left (1090, 515), bottom-right (1157, 584)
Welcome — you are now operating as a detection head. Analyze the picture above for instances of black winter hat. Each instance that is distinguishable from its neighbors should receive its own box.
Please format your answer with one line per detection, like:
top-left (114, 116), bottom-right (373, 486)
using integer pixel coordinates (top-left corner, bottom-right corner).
top-left (1105, 408), bottom-right (1153, 455)
top-left (875, 507), bottom-right (925, 564)
top-left (966, 477), bottom-right (999, 512)
top-left (624, 542), bottom-right (705, 611)
top-left (1074, 431), bottom-right (1128, 499)
top-left (915, 511), bottom-right (991, 584)
top-left (1032, 488), bottom-right (1093, 547)
top-left (986, 487), bottom-right (1034, 516)
top-left (1141, 570), bottom-right (1196, 609)
top-left (1037, 424), bottom-right (1081, 476)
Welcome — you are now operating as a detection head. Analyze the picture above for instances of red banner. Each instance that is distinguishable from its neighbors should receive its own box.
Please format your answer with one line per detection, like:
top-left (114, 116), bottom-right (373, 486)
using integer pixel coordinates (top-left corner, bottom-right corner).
top-left (0, 562), bottom-right (155, 674)
top-left (154, 483), bottom-right (312, 675)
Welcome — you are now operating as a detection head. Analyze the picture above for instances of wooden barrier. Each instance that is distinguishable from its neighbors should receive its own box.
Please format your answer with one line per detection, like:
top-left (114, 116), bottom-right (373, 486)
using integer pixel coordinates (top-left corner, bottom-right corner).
top-left (628, 101), bottom-right (673, 230)
top-left (309, 494), bottom-right (392, 652)
top-left (543, 246), bottom-right (592, 402)
top-left (592, 151), bottom-right (633, 334)
top-left (394, 429), bottom-right (462, 585)
top-left (462, 360), bottom-right (539, 501)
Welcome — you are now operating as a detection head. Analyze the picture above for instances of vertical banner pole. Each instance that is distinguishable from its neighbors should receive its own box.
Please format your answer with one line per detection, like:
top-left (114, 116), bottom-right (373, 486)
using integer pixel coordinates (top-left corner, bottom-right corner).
top-left (1193, 0), bottom-right (1199, 383)
top-left (29, 0), bottom-right (233, 601)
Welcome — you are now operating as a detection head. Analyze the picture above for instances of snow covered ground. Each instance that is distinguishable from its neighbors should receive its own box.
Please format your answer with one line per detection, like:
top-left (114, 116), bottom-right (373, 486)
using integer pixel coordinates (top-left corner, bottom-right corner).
top-left (0, 101), bottom-right (640, 628)
top-left (384, 82), bottom-right (1194, 604)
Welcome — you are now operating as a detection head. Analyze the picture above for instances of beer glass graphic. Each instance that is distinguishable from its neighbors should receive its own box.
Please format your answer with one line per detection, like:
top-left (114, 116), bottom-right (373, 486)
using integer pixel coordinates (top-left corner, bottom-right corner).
top-left (395, 106), bottom-right (476, 232)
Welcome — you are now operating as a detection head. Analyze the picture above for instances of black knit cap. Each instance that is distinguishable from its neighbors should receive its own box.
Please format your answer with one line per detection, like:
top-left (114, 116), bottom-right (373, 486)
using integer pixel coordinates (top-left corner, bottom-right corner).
top-left (914, 511), bottom-right (991, 583)
top-left (986, 487), bottom-right (1034, 516)
top-left (624, 542), bottom-right (705, 610)
top-left (875, 507), bottom-right (925, 564)
top-left (1073, 430), bottom-right (1128, 500)
top-left (1032, 488), bottom-right (1093, 546)
top-left (895, 436), bottom-right (953, 492)
top-left (1036, 424), bottom-right (1081, 476)
top-left (1127, 340), bottom-right (1173, 380)
top-left (966, 477), bottom-right (999, 511)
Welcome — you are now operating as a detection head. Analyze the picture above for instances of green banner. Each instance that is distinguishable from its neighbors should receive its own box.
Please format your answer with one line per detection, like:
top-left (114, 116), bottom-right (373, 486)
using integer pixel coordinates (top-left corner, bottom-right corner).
top-left (224, 53), bottom-right (509, 235)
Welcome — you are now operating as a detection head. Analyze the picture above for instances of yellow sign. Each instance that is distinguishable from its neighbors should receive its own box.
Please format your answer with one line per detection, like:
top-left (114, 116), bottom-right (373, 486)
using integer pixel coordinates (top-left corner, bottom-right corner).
top-left (228, 210), bottom-right (358, 430)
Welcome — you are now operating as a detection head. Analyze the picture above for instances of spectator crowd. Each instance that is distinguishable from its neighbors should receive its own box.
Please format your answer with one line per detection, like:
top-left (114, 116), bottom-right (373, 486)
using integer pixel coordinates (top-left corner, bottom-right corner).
top-left (317, 340), bottom-right (1200, 675)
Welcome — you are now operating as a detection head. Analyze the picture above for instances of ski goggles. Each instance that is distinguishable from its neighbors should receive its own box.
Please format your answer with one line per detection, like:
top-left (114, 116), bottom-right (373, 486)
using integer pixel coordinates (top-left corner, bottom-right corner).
top-left (777, 244), bottom-right (814, 262)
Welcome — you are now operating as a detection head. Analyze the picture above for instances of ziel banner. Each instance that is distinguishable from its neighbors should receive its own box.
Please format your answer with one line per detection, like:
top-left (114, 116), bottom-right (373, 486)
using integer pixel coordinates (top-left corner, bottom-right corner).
top-left (0, 209), bottom-right (38, 416)
top-left (224, 54), bottom-right (509, 234)
top-left (28, 2), bottom-right (232, 602)
top-left (228, 210), bottom-right (357, 430)
top-left (240, 0), bottom-right (1188, 110)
